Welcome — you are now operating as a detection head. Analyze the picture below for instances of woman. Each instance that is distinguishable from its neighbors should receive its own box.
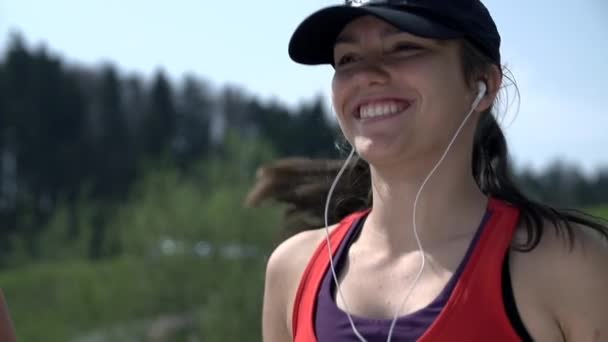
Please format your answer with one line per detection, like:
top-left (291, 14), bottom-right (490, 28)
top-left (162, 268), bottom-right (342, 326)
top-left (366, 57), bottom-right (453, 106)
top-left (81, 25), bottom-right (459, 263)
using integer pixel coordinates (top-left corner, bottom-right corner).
top-left (259, 0), bottom-right (608, 341)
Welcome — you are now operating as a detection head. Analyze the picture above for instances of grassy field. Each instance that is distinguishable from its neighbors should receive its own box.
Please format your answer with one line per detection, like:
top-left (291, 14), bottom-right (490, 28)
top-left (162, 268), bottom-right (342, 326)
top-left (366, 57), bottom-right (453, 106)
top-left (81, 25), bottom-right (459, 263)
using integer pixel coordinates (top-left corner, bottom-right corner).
top-left (587, 205), bottom-right (608, 220)
top-left (0, 254), bottom-right (268, 342)
top-left (2, 204), bottom-right (607, 342)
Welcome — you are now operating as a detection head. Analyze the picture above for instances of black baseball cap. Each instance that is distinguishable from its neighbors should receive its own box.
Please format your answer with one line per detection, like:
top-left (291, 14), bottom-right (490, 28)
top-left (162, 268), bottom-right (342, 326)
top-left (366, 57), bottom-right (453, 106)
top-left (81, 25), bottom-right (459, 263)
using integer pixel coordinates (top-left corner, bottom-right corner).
top-left (289, 0), bottom-right (501, 66)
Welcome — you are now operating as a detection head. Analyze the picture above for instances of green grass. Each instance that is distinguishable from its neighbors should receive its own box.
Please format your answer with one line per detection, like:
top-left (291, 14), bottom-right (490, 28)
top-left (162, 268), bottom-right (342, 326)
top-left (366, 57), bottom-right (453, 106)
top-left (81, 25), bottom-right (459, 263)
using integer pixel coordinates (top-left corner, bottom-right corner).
top-left (586, 205), bottom-right (608, 220)
top-left (0, 254), bottom-right (268, 342)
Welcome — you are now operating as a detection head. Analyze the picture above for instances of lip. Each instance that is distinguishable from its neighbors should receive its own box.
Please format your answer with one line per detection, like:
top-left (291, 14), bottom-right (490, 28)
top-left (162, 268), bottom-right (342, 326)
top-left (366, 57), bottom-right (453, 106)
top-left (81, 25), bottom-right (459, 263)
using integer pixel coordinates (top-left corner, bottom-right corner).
top-left (351, 96), bottom-right (413, 119)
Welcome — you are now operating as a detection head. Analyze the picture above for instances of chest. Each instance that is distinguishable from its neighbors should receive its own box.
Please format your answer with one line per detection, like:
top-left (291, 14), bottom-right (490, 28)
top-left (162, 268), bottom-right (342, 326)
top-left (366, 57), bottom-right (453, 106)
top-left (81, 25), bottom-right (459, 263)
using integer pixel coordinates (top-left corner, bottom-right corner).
top-left (332, 245), bottom-right (465, 320)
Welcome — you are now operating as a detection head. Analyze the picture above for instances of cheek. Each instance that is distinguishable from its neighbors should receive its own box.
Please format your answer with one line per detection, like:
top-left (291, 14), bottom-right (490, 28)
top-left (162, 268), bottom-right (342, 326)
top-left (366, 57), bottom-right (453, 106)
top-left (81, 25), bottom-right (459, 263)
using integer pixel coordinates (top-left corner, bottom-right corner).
top-left (331, 75), bottom-right (355, 139)
top-left (331, 74), bottom-right (347, 116)
top-left (414, 66), bottom-right (468, 112)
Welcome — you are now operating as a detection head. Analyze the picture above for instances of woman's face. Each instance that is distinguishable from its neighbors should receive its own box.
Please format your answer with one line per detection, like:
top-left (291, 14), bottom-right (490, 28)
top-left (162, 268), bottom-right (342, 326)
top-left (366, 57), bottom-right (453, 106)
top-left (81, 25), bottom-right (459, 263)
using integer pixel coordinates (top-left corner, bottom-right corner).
top-left (332, 16), bottom-right (481, 167)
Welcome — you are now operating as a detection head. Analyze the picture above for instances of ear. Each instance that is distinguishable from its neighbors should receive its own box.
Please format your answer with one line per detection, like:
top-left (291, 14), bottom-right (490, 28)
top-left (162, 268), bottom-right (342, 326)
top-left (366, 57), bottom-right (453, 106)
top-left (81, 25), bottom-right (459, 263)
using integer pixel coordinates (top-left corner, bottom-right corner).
top-left (475, 64), bottom-right (502, 112)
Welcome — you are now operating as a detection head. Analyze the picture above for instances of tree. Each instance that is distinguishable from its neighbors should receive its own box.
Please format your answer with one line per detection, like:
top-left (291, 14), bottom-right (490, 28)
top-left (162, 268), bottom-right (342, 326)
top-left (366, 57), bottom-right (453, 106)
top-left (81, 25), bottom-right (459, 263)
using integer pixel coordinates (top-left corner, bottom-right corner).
top-left (0, 36), bottom-right (88, 260)
top-left (292, 95), bottom-right (338, 158)
top-left (141, 70), bottom-right (177, 159)
top-left (93, 65), bottom-right (134, 200)
top-left (174, 75), bottom-right (212, 166)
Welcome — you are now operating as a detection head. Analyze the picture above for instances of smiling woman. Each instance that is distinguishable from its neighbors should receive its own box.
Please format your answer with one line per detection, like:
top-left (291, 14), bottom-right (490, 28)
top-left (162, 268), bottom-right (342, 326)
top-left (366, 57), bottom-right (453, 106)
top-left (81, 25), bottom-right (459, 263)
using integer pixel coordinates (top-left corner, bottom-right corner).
top-left (330, 22), bottom-right (484, 168)
top-left (257, 1), bottom-right (608, 342)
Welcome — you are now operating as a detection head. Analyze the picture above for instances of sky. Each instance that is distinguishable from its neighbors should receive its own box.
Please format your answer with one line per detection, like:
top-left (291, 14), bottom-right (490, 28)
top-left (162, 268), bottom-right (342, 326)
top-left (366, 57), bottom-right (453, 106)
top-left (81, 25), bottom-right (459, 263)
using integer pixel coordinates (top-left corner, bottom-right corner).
top-left (1, 0), bottom-right (607, 174)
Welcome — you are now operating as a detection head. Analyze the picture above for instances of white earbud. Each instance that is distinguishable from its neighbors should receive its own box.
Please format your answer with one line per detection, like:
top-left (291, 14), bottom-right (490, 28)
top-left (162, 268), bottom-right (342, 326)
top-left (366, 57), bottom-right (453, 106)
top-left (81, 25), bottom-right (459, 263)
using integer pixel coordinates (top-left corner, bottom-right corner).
top-left (472, 81), bottom-right (487, 111)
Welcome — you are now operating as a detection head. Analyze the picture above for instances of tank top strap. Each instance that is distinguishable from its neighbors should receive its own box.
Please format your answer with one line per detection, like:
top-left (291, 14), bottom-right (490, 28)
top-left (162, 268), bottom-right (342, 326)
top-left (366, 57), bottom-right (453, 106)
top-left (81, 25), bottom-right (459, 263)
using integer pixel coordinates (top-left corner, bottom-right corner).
top-left (418, 197), bottom-right (522, 341)
top-left (292, 209), bottom-right (370, 342)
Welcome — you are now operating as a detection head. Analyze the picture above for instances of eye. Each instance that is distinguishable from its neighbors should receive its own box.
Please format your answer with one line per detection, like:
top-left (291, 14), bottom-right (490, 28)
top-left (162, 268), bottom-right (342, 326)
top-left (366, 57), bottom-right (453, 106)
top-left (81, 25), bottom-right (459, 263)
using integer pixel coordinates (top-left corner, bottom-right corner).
top-left (335, 53), bottom-right (359, 67)
top-left (389, 43), bottom-right (423, 54)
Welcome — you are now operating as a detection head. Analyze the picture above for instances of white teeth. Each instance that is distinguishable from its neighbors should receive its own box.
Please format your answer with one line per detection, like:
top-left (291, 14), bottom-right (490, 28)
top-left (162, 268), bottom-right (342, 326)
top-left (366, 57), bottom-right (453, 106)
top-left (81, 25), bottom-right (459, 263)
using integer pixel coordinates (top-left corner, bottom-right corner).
top-left (377, 105), bottom-right (386, 116)
top-left (359, 101), bottom-right (406, 119)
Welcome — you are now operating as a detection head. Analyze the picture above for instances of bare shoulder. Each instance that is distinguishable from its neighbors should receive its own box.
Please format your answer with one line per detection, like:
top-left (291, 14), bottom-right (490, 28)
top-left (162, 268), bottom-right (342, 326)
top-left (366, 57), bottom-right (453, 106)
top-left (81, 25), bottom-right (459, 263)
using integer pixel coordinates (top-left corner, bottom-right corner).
top-left (510, 218), bottom-right (608, 341)
top-left (265, 226), bottom-right (331, 297)
top-left (262, 225), bottom-right (337, 341)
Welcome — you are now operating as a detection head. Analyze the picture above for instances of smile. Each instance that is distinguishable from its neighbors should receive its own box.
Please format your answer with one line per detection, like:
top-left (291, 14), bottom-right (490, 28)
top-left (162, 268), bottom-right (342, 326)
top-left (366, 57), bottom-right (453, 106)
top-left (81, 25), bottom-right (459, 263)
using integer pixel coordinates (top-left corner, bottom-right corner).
top-left (357, 100), bottom-right (411, 120)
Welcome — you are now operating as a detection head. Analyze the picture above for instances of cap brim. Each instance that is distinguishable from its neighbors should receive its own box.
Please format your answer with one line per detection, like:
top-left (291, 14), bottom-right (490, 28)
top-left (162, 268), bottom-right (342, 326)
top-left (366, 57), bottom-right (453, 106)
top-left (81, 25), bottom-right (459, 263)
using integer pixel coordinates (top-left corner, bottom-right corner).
top-left (289, 5), bottom-right (462, 65)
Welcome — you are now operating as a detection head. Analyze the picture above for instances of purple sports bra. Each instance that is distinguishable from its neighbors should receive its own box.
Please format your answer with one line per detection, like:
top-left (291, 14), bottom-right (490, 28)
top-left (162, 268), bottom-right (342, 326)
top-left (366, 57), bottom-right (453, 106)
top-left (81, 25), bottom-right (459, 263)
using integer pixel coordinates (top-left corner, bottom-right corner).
top-left (314, 211), bottom-right (491, 341)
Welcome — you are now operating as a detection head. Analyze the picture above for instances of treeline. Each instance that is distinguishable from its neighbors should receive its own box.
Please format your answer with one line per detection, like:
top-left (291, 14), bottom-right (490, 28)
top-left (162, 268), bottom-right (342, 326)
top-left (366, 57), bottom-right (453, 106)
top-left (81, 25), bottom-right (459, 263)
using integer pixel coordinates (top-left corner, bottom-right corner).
top-left (518, 162), bottom-right (608, 208)
top-left (0, 33), bottom-right (606, 267)
top-left (0, 34), bottom-right (337, 267)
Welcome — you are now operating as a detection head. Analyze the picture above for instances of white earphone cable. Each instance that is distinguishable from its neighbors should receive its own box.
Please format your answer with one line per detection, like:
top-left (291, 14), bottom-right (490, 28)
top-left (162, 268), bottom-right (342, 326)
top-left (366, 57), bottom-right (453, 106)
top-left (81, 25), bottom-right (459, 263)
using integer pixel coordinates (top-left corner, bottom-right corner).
top-left (385, 83), bottom-right (486, 341)
top-left (324, 83), bottom-right (487, 342)
top-left (323, 148), bottom-right (368, 341)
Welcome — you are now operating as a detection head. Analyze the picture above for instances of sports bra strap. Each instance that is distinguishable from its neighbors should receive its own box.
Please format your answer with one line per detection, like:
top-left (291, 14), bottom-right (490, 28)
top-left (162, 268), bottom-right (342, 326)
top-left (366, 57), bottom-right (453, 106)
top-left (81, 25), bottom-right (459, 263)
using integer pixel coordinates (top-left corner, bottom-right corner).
top-left (292, 209), bottom-right (370, 340)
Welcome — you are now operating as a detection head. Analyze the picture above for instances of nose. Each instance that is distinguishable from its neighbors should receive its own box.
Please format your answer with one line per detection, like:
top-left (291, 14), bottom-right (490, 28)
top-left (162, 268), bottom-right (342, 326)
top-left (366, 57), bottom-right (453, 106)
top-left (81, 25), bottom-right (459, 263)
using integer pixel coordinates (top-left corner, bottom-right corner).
top-left (351, 59), bottom-right (390, 89)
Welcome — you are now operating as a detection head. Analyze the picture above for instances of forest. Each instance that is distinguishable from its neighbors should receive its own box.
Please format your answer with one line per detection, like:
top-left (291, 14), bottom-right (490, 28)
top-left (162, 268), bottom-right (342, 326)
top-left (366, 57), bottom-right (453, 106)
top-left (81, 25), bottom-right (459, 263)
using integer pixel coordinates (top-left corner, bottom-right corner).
top-left (0, 33), bottom-right (607, 341)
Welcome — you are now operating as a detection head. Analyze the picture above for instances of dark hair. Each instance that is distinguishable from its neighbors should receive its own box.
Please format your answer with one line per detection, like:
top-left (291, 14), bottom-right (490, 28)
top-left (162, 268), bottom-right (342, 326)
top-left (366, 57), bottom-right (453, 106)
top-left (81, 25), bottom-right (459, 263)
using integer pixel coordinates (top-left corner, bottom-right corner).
top-left (246, 40), bottom-right (608, 250)
top-left (459, 40), bottom-right (608, 250)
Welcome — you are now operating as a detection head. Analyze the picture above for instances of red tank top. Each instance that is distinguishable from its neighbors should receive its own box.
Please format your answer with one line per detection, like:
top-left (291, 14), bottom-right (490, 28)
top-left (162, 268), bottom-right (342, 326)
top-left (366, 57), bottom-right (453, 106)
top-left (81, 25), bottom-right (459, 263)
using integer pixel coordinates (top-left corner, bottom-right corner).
top-left (292, 197), bottom-right (522, 341)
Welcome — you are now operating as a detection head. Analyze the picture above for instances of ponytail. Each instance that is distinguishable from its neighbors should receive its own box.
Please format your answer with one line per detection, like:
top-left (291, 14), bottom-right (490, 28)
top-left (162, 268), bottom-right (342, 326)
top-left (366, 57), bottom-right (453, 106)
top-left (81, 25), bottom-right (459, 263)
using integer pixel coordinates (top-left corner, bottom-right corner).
top-left (472, 111), bottom-right (608, 250)
top-left (246, 41), bottom-right (608, 249)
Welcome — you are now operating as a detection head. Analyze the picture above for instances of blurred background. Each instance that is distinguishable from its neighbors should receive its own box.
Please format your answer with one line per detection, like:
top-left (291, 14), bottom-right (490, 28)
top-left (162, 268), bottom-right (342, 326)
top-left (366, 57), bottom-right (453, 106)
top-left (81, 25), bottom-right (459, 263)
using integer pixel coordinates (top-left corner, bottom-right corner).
top-left (0, 0), bottom-right (607, 341)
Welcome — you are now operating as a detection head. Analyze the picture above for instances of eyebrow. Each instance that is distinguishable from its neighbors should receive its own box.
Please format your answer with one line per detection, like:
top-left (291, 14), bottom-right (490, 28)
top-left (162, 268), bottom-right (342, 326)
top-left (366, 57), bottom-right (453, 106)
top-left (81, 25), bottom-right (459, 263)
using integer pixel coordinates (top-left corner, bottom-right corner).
top-left (335, 26), bottom-right (403, 45)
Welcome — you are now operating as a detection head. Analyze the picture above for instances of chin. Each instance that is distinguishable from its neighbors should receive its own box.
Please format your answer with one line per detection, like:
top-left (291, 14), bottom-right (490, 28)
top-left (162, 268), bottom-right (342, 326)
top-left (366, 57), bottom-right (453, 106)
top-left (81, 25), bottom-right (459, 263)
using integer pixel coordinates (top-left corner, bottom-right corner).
top-left (354, 139), bottom-right (404, 166)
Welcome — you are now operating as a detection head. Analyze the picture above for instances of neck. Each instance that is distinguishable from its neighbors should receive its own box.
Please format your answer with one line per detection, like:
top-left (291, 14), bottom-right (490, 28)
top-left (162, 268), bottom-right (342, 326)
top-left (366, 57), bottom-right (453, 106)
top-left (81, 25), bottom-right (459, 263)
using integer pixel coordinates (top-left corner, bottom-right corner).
top-left (361, 146), bottom-right (488, 254)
